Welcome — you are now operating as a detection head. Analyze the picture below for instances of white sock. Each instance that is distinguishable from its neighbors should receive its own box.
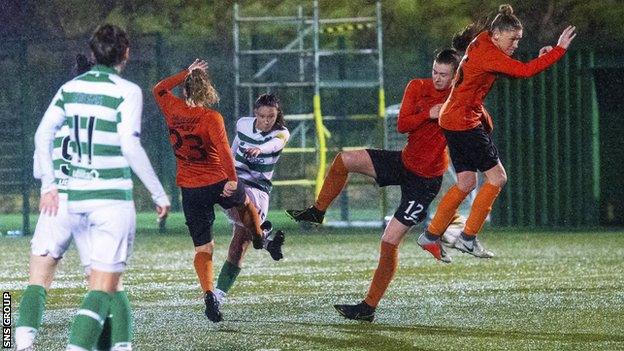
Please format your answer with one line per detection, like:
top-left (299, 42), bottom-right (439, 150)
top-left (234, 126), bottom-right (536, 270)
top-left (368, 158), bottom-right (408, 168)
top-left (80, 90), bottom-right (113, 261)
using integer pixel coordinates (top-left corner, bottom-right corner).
top-left (15, 326), bottom-right (37, 350)
top-left (213, 288), bottom-right (227, 304)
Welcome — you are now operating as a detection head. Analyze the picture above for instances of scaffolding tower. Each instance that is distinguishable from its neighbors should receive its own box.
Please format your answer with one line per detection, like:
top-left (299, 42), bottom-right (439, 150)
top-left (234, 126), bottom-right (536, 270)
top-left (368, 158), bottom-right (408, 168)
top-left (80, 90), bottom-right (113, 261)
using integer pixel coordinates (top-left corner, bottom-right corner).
top-left (233, 1), bottom-right (386, 226)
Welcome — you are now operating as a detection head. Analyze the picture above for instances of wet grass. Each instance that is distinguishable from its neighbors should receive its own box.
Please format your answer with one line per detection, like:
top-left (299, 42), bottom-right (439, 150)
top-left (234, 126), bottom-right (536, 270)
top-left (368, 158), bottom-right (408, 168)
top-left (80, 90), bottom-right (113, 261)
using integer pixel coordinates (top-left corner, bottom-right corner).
top-left (2, 212), bottom-right (623, 350)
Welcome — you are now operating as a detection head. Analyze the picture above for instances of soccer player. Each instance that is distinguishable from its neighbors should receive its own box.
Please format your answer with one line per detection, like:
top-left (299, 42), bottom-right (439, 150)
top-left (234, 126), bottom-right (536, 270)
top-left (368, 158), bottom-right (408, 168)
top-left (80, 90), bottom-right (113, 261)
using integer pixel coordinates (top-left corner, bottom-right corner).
top-left (418, 4), bottom-right (576, 260)
top-left (215, 93), bottom-right (289, 302)
top-left (34, 24), bottom-right (171, 351)
top-left (153, 59), bottom-right (267, 323)
top-left (17, 54), bottom-right (135, 351)
top-left (288, 49), bottom-right (461, 321)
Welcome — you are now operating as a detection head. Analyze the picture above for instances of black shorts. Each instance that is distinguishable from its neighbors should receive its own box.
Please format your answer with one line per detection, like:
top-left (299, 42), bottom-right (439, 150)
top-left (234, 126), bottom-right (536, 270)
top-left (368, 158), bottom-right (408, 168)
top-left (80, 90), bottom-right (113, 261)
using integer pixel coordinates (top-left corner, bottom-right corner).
top-left (443, 124), bottom-right (500, 173)
top-left (181, 179), bottom-right (246, 246)
top-left (366, 149), bottom-right (442, 227)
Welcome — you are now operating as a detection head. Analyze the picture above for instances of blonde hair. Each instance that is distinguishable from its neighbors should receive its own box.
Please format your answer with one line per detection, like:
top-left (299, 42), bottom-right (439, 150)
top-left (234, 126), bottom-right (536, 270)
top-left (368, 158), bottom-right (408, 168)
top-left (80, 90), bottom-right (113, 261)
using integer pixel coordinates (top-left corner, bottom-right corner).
top-left (184, 69), bottom-right (220, 107)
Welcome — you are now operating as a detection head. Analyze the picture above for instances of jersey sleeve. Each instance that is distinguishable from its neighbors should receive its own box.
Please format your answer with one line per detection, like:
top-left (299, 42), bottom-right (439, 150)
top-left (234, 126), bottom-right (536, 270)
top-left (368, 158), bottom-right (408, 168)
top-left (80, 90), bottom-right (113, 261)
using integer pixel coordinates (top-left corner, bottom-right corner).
top-left (482, 46), bottom-right (566, 78)
top-left (257, 128), bottom-right (290, 154)
top-left (152, 70), bottom-right (188, 120)
top-left (206, 112), bottom-right (237, 182)
top-left (118, 85), bottom-right (170, 208)
top-left (397, 80), bottom-right (433, 133)
top-left (34, 88), bottom-right (66, 193)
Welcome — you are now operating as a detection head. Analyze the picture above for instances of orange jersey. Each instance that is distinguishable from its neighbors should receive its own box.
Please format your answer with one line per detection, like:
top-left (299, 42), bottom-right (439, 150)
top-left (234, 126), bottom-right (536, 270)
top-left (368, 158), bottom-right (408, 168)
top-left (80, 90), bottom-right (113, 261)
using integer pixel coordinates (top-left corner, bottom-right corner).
top-left (440, 31), bottom-right (566, 131)
top-left (153, 70), bottom-right (237, 188)
top-left (397, 79), bottom-right (450, 178)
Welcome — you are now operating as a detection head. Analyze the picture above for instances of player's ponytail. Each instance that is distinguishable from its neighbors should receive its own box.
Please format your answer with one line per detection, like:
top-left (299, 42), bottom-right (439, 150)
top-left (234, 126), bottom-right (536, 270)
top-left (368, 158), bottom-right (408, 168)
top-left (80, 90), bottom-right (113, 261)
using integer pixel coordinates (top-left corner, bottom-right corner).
top-left (74, 54), bottom-right (94, 76)
top-left (490, 4), bottom-right (522, 33)
top-left (184, 69), bottom-right (220, 108)
top-left (452, 18), bottom-right (489, 53)
top-left (254, 93), bottom-right (285, 131)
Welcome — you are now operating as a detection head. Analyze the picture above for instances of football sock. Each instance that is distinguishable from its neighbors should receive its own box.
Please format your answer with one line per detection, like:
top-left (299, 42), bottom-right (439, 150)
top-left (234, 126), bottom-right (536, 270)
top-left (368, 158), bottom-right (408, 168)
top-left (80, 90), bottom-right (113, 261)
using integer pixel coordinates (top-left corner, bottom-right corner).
top-left (216, 260), bottom-right (242, 294)
top-left (194, 251), bottom-right (214, 293)
top-left (240, 201), bottom-right (264, 243)
top-left (315, 153), bottom-right (348, 211)
top-left (427, 185), bottom-right (469, 236)
top-left (364, 241), bottom-right (399, 308)
top-left (464, 183), bottom-right (501, 236)
top-left (95, 291), bottom-right (132, 351)
top-left (67, 290), bottom-right (112, 351)
top-left (111, 291), bottom-right (132, 350)
top-left (95, 316), bottom-right (111, 351)
top-left (15, 284), bottom-right (46, 349)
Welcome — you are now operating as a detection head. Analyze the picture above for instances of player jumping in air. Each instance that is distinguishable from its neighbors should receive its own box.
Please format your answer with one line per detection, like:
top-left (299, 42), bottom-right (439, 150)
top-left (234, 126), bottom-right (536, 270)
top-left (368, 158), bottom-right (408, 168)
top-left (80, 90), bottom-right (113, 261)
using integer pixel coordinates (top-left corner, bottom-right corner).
top-left (34, 24), bottom-right (171, 350)
top-left (418, 4), bottom-right (576, 261)
top-left (153, 60), bottom-right (277, 322)
top-left (288, 49), bottom-right (461, 321)
top-left (214, 93), bottom-right (290, 303)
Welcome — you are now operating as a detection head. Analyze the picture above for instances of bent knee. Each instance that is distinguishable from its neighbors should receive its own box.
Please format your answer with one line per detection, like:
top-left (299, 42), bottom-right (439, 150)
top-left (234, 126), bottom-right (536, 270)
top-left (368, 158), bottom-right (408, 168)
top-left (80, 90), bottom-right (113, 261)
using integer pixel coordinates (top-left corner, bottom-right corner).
top-left (457, 180), bottom-right (477, 193)
top-left (195, 241), bottom-right (215, 254)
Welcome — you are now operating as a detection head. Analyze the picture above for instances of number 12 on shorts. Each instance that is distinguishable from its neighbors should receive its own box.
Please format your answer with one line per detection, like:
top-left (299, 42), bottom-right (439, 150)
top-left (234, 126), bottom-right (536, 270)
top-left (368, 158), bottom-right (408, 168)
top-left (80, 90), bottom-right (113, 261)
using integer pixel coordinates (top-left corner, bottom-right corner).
top-left (403, 200), bottom-right (424, 223)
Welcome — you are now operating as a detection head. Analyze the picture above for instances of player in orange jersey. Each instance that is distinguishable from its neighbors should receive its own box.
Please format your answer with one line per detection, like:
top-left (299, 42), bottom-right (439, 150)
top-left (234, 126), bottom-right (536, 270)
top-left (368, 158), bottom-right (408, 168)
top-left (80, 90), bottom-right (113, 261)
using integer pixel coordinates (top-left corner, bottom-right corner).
top-left (289, 49), bottom-right (461, 321)
top-left (153, 59), bottom-right (267, 323)
top-left (418, 4), bottom-right (576, 260)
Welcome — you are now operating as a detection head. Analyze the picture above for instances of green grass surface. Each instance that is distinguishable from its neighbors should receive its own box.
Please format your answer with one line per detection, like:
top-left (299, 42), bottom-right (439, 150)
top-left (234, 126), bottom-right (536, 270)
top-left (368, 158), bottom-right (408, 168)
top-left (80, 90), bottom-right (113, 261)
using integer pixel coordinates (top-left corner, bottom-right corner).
top-left (1, 212), bottom-right (623, 350)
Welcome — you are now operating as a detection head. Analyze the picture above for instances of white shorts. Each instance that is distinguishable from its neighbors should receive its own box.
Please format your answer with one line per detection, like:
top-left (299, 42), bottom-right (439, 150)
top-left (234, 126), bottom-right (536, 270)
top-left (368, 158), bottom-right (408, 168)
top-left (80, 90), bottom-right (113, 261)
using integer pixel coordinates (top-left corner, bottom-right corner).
top-left (31, 199), bottom-right (91, 271)
top-left (226, 186), bottom-right (270, 227)
top-left (73, 202), bottom-right (136, 273)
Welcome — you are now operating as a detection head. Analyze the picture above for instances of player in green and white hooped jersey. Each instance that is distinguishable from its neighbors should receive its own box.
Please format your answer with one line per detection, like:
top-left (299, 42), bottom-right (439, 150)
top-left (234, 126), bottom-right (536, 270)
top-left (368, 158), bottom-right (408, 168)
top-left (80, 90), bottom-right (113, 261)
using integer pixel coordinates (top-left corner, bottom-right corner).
top-left (17, 55), bottom-right (132, 351)
top-left (34, 25), bottom-right (170, 351)
top-left (216, 93), bottom-right (290, 302)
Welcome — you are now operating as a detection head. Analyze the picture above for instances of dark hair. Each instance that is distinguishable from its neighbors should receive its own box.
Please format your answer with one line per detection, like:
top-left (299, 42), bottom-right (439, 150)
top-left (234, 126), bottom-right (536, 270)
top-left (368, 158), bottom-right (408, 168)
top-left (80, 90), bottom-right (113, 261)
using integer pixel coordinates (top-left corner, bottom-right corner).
top-left (490, 4), bottom-right (522, 33)
top-left (74, 54), bottom-right (94, 76)
top-left (254, 93), bottom-right (285, 131)
top-left (89, 24), bottom-right (130, 67)
top-left (451, 4), bottom-right (521, 53)
top-left (184, 69), bottom-right (220, 107)
top-left (434, 48), bottom-right (461, 72)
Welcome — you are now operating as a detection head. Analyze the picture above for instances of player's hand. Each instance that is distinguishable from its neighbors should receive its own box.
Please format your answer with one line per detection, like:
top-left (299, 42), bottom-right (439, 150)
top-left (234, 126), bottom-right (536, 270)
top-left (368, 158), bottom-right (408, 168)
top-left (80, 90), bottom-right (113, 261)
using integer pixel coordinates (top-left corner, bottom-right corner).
top-left (429, 104), bottom-right (443, 119)
top-left (188, 59), bottom-right (208, 74)
top-left (244, 147), bottom-right (262, 158)
top-left (539, 46), bottom-right (553, 57)
top-left (39, 189), bottom-right (59, 216)
top-left (156, 205), bottom-right (170, 223)
top-left (557, 25), bottom-right (577, 49)
top-left (222, 181), bottom-right (237, 197)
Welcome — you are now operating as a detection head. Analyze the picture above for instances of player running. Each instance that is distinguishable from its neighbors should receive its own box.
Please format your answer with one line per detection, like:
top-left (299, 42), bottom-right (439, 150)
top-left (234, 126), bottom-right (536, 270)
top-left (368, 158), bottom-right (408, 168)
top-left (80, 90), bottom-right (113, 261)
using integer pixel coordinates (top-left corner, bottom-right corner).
top-left (288, 49), bottom-right (461, 321)
top-left (34, 24), bottom-right (170, 351)
top-left (215, 93), bottom-right (289, 303)
top-left (418, 4), bottom-right (576, 260)
top-left (153, 59), bottom-right (274, 323)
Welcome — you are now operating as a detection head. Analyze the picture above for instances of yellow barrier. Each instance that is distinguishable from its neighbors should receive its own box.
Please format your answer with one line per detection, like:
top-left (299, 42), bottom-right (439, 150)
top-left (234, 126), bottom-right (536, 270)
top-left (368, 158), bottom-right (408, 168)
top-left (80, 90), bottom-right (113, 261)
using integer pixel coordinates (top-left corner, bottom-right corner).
top-left (313, 94), bottom-right (327, 197)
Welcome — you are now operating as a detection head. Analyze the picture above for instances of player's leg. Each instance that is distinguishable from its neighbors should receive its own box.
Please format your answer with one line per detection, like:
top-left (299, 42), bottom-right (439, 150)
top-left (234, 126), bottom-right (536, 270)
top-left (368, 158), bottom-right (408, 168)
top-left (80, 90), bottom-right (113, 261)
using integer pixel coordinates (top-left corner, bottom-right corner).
top-left (286, 149), bottom-right (378, 223)
top-left (16, 202), bottom-right (74, 351)
top-left (15, 256), bottom-right (58, 351)
top-left (181, 185), bottom-right (224, 322)
top-left (215, 224), bottom-right (250, 302)
top-left (335, 172), bottom-right (443, 322)
top-left (418, 129), bottom-right (479, 260)
top-left (334, 218), bottom-right (407, 322)
top-left (67, 204), bottom-right (134, 350)
top-left (452, 162), bottom-right (506, 258)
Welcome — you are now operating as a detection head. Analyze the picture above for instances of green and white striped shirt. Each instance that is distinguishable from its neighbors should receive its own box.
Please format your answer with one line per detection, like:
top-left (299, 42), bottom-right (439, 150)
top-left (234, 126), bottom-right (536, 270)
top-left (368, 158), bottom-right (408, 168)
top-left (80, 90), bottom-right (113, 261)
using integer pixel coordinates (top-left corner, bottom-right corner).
top-left (232, 117), bottom-right (289, 193)
top-left (35, 65), bottom-right (169, 211)
top-left (34, 125), bottom-right (71, 200)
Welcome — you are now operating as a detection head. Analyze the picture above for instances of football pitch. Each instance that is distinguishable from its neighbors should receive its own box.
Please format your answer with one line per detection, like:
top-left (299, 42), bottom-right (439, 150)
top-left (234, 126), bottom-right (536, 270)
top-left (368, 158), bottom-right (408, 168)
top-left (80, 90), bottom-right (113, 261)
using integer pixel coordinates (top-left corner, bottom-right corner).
top-left (1, 212), bottom-right (623, 350)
